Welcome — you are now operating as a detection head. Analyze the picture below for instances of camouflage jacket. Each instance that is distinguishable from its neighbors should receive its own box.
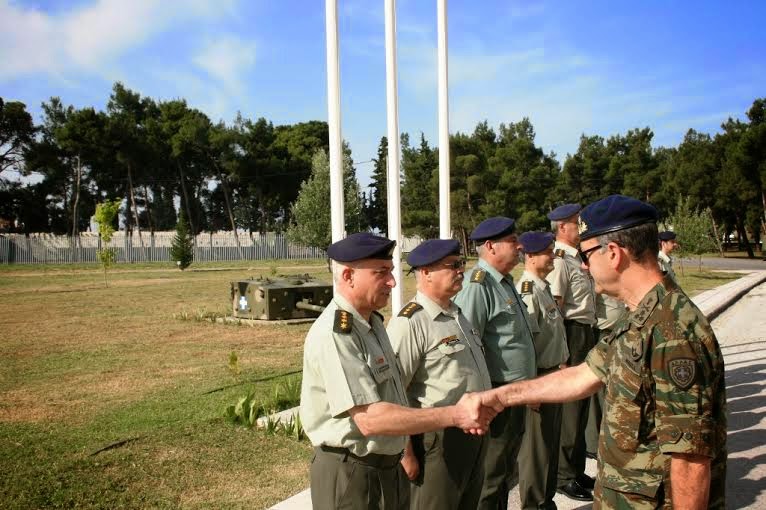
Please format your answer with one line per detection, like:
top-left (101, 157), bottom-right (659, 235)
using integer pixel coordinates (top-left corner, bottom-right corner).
top-left (585, 277), bottom-right (727, 509)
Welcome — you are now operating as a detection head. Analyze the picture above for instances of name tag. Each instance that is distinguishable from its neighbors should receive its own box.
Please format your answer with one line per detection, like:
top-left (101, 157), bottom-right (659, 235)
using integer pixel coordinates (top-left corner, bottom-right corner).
top-left (375, 355), bottom-right (390, 374)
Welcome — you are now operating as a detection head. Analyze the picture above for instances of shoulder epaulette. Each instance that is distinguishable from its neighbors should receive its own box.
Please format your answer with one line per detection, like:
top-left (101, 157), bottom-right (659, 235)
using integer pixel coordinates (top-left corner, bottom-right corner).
top-left (371, 310), bottom-right (384, 322)
top-left (470, 269), bottom-right (487, 283)
top-left (398, 302), bottom-right (423, 318)
top-left (520, 280), bottom-right (533, 295)
top-left (555, 249), bottom-right (566, 258)
top-left (334, 309), bottom-right (352, 333)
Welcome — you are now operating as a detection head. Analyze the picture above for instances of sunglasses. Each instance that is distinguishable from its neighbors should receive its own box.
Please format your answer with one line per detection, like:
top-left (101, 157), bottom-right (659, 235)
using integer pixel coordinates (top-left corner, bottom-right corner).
top-left (439, 258), bottom-right (467, 270)
top-left (578, 244), bottom-right (603, 265)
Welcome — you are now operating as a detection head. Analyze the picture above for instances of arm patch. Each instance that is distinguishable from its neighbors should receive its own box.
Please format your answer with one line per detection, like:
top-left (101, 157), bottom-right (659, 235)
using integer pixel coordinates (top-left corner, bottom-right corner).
top-left (334, 309), bottom-right (352, 333)
top-left (470, 269), bottom-right (487, 283)
top-left (520, 280), bottom-right (533, 295)
top-left (398, 302), bottom-right (423, 318)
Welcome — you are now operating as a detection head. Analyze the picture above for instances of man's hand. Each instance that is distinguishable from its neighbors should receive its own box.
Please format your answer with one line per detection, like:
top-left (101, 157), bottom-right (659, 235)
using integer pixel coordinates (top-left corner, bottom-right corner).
top-left (479, 388), bottom-right (506, 412)
top-left (400, 448), bottom-right (420, 481)
top-left (452, 392), bottom-right (497, 434)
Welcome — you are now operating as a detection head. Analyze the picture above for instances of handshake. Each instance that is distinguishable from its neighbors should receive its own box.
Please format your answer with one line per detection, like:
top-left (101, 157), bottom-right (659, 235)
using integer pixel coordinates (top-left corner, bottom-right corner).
top-left (450, 389), bottom-right (508, 435)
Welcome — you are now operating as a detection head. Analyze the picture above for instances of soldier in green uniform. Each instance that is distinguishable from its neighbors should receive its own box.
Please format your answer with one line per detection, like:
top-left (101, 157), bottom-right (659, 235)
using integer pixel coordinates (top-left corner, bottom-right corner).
top-left (387, 239), bottom-right (493, 510)
top-left (585, 293), bottom-right (628, 459)
top-left (658, 230), bottom-right (679, 284)
top-left (515, 231), bottom-right (569, 510)
top-left (300, 233), bottom-right (499, 510)
top-left (480, 195), bottom-right (727, 509)
top-left (546, 203), bottom-right (596, 501)
top-left (453, 217), bottom-right (537, 510)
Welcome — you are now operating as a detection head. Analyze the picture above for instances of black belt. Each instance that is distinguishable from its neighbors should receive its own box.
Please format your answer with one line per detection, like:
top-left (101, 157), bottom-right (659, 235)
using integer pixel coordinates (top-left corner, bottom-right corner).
top-left (318, 445), bottom-right (403, 468)
top-left (537, 365), bottom-right (560, 375)
top-left (564, 319), bottom-right (593, 328)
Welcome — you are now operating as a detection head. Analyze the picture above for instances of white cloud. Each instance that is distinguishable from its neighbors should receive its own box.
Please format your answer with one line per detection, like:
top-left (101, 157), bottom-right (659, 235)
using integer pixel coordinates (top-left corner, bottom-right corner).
top-left (0, 0), bottom-right (238, 81)
top-left (193, 36), bottom-right (256, 96)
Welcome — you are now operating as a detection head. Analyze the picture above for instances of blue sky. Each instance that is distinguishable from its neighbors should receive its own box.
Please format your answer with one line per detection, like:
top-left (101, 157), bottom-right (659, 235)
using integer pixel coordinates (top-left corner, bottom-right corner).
top-left (1, 0), bottom-right (764, 188)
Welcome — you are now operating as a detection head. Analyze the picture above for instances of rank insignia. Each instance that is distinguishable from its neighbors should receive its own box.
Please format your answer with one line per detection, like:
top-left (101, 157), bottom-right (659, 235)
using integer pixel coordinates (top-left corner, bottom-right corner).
top-left (555, 249), bottom-right (565, 258)
top-left (471, 269), bottom-right (486, 283)
top-left (398, 302), bottom-right (423, 318)
top-left (334, 309), bottom-right (352, 333)
top-left (520, 281), bottom-right (533, 294)
top-left (668, 358), bottom-right (696, 390)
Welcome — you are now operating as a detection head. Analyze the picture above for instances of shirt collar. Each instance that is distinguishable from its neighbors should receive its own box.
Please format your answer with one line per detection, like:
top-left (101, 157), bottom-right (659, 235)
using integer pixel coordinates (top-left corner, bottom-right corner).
top-left (477, 258), bottom-right (514, 285)
top-left (522, 270), bottom-right (549, 290)
top-left (334, 292), bottom-right (373, 332)
top-left (554, 240), bottom-right (578, 257)
top-left (415, 291), bottom-right (458, 319)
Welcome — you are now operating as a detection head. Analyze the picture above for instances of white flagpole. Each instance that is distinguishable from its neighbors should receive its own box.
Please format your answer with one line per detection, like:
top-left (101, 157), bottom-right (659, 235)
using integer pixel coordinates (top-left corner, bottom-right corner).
top-left (384, 0), bottom-right (403, 313)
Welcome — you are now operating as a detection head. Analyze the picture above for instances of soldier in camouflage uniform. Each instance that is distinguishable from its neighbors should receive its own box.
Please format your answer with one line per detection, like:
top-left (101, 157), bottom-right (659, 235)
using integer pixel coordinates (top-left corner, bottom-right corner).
top-left (479, 195), bottom-right (727, 509)
top-left (388, 239), bottom-right (492, 510)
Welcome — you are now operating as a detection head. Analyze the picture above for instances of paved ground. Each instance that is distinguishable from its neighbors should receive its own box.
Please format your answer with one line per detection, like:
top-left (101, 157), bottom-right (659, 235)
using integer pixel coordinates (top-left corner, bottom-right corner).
top-left (272, 273), bottom-right (766, 509)
top-left (679, 255), bottom-right (766, 271)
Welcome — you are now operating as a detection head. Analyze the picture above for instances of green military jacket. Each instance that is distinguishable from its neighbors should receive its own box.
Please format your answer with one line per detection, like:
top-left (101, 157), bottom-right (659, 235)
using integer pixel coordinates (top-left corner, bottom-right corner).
top-left (299, 293), bottom-right (409, 457)
top-left (387, 291), bottom-right (492, 408)
top-left (585, 277), bottom-right (727, 508)
top-left (453, 258), bottom-right (536, 383)
top-left (517, 270), bottom-right (569, 370)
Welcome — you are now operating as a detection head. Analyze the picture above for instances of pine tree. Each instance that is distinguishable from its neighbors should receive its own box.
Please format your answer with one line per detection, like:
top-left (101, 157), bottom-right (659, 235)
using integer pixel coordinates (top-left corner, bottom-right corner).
top-left (170, 210), bottom-right (194, 270)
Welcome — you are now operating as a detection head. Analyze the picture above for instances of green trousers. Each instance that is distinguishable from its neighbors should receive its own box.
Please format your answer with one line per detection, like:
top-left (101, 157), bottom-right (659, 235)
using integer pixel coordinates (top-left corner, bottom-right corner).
top-left (478, 399), bottom-right (526, 510)
top-left (557, 320), bottom-right (595, 486)
top-left (517, 399), bottom-right (562, 510)
top-left (410, 427), bottom-right (487, 510)
top-left (310, 446), bottom-right (409, 510)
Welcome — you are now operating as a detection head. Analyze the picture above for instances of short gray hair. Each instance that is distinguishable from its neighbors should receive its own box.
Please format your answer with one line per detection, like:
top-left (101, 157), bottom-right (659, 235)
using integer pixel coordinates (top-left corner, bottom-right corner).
top-left (331, 260), bottom-right (348, 284)
top-left (596, 222), bottom-right (659, 263)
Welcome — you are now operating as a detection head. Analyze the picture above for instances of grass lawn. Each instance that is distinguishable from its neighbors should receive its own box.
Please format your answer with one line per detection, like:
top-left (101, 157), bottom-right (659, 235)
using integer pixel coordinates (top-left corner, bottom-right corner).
top-left (0, 258), bottom-right (742, 509)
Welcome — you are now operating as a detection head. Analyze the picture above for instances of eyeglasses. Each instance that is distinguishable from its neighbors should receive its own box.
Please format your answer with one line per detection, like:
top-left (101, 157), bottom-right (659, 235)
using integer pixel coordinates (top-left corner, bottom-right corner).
top-left (440, 259), bottom-right (467, 270)
top-left (578, 244), bottom-right (602, 265)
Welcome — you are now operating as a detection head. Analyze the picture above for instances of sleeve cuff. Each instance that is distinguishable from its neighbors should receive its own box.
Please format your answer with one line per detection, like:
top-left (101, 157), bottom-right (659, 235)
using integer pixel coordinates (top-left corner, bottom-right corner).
top-left (657, 414), bottom-right (716, 457)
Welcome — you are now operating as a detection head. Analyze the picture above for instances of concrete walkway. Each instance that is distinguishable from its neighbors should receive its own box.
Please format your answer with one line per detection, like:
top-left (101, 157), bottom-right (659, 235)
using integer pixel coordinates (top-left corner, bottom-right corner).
top-left (270, 270), bottom-right (766, 509)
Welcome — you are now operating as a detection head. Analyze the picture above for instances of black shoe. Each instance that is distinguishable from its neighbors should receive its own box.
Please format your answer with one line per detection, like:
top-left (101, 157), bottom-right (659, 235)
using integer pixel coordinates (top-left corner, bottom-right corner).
top-left (585, 450), bottom-right (597, 460)
top-left (576, 473), bottom-right (596, 490)
top-left (556, 481), bottom-right (593, 502)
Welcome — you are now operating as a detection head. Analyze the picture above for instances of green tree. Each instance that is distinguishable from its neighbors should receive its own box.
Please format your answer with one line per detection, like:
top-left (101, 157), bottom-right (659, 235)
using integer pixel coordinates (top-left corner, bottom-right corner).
top-left (94, 199), bottom-right (121, 287)
top-left (170, 210), bottom-right (194, 270)
top-left (286, 148), bottom-right (364, 249)
top-left (0, 98), bottom-right (36, 176)
top-left (365, 136), bottom-right (389, 234)
top-left (401, 133), bottom-right (438, 238)
top-left (667, 196), bottom-right (718, 271)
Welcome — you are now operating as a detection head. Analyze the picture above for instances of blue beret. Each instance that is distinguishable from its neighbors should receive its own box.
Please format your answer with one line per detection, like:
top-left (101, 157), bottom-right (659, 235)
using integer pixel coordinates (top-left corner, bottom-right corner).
top-left (579, 195), bottom-right (659, 241)
top-left (407, 239), bottom-right (461, 268)
top-left (518, 231), bottom-right (555, 254)
top-left (469, 217), bottom-right (516, 242)
top-left (547, 203), bottom-right (581, 221)
top-left (658, 231), bottom-right (677, 241)
top-left (327, 232), bottom-right (396, 262)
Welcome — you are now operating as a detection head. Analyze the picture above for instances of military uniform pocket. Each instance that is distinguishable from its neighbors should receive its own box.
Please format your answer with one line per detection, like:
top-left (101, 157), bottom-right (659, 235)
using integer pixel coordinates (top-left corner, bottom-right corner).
top-left (599, 463), bottom-right (663, 499)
